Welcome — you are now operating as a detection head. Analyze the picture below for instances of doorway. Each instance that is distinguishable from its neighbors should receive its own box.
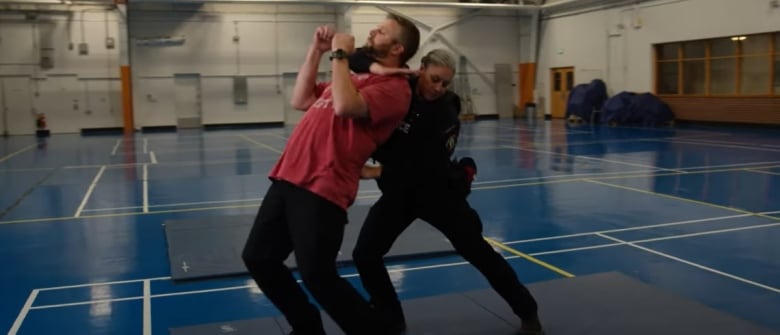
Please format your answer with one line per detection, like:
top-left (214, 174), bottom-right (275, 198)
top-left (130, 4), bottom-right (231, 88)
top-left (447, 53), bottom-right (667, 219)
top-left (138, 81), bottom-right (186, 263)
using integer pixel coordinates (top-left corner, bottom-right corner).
top-left (550, 67), bottom-right (574, 119)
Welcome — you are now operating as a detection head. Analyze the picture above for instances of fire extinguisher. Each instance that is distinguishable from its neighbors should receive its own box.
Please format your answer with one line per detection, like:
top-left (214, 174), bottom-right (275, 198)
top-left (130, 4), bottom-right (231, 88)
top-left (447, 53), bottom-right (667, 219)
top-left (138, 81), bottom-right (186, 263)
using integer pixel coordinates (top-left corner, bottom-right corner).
top-left (36, 113), bottom-right (47, 130)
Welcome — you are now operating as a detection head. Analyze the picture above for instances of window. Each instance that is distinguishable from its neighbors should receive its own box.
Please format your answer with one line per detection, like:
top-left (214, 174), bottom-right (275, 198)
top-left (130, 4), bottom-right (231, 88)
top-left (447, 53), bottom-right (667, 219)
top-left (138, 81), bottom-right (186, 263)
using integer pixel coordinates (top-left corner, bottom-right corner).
top-left (774, 55), bottom-right (780, 94)
top-left (658, 62), bottom-right (679, 94)
top-left (655, 32), bottom-right (778, 96)
top-left (711, 38), bottom-right (736, 57)
top-left (683, 41), bottom-right (706, 58)
top-left (741, 56), bottom-right (771, 94)
top-left (683, 61), bottom-right (706, 94)
top-left (658, 43), bottom-right (679, 60)
top-left (711, 58), bottom-right (736, 94)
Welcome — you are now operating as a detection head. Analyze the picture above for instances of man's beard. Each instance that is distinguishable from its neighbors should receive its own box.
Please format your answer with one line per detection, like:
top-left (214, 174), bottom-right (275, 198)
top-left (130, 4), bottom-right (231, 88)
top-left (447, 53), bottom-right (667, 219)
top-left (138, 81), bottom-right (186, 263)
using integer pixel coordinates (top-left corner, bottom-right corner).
top-left (363, 43), bottom-right (390, 58)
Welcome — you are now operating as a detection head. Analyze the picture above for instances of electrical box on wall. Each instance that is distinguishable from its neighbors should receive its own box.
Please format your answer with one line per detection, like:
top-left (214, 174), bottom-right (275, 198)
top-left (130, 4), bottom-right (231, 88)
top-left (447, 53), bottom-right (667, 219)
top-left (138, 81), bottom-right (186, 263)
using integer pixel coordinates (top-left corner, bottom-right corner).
top-left (40, 56), bottom-right (53, 69)
top-left (106, 37), bottom-right (115, 49)
top-left (78, 43), bottom-right (89, 55)
top-left (40, 47), bottom-right (54, 69)
top-left (233, 76), bottom-right (248, 105)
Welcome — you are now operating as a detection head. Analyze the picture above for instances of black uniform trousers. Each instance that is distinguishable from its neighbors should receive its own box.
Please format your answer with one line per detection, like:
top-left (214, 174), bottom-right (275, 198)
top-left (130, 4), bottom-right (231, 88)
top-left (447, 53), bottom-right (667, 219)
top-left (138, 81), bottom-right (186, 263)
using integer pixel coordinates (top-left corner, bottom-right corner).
top-left (242, 180), bottom-right (378, 335)
top-left (352, 180), bottom-right (539, 321)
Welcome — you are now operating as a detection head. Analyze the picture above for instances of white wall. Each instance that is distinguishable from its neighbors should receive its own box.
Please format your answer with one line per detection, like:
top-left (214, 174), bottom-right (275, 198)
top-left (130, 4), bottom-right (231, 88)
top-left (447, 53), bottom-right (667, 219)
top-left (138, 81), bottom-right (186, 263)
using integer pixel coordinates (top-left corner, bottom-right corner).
top-left (537, 0), bottom-right (780, 116)
top-left (349, 7), bottom-right (529, 116)
top-left (2, 3), bottom-right (531, 134)
top-left (130, 4), bottom-right (530, 127)
top-left (0, 8), bottom-right (121, 134)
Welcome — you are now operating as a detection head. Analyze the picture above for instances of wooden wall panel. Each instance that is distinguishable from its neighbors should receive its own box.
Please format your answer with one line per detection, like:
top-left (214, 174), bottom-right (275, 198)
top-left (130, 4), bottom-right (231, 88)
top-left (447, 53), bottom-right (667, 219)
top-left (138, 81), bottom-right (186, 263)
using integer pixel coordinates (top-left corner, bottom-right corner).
top-left (659, 96), bottom-right (780, 125)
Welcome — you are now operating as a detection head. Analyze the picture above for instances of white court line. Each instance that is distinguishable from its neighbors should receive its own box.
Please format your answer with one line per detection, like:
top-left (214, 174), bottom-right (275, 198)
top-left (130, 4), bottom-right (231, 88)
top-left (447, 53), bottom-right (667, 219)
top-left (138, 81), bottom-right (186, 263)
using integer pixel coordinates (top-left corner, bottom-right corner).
top-left (31, 260), bottom-right (482, 308)
top-left (596, 233), bottom-right (780, 293)
top-left (28, 218), bottom-right (780, 310)
top-left (472, 169), bottom-right (660, 186)
top-left (111, 139), bottom-right (122, 156)
top-left (660, 137), bottom-right (780, 149)
top-left (149, 151), bottom-right (158, 164)
top-left (82, 198), bottom-right (265, 213)
top-left (38, 276), bottom-right (171, 292)
top-left (28, 212), bottom-right (780, 293)
top-left (29, 296), bottom-right (143, 310)
top-left (680, 161), bottom-right (780, 171)
top-left (74, 166), bottom-right (106, 218)
top-left (502, 145), bottom-right (685, 173)
top-left (531, 220), bottom-right (780, 256)
top-left (143, 164), bottom-right (149, 213)
top-left (657, 138), bottom-right (780, 153)
top-left (143, 138), bottom-right (148, 154)
top-left (9, 289), bottom-right (38, 335)
top-left (745, 169), bottom-right (780, 177)
top-left (503, 213), bottom-right (753, 245)
top-left (143, 280), bottom-right (152, 335)
top-left (0, 144), bottom-right (37, 164)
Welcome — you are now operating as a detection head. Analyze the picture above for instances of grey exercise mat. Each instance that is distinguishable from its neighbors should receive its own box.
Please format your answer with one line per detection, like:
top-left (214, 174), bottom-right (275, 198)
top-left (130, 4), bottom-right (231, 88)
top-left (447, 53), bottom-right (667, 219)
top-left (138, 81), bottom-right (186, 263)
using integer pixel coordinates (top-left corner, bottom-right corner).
top-left (169, 272), bottom-right (779, 335)
top-left (164, 205), bottom-right (456, 280)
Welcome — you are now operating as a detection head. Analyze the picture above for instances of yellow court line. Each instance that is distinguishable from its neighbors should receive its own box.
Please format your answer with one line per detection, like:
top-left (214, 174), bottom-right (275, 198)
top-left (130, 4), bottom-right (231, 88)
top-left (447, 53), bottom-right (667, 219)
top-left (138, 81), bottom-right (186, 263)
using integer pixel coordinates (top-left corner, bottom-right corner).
top-left (744, 168), bottom-right (780, 177)
top-left (484, 237), bottom-right (575, 278)
top-left (238, 135), bottom-right (283, 154)
top-left (0, 144), bottom-right (37, 164)
top-left (583, 179), bottom-right (780, 222)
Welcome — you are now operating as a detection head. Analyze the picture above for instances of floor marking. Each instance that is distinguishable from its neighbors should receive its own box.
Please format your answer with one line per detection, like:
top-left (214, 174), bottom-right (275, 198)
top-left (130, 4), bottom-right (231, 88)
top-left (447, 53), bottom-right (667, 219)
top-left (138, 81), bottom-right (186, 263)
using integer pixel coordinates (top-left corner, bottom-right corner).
top-left (238, 135), bottom-right (282, 154)
top-left (0, 168), bottom-right (60, 220)
top-left (583, 179), bottom-right (780, 221)
top-left (596, 233), bottom-right (780, 294)
top-left (745, 168), bottom-right (780, 176)
top-left (111, 139), bottom-right (121, 156)
top-left (472, 169), bottom-right (659, 186)
top-left (665, 137), bottom-right (780, 149)
top-left (502, 145), bottom-right (685, 173)
top-left (38, 276), bottom-right (171, 292)
top-left (484, 237), bottom-right (575, 278)
top-left (8, 289), bottom-right (38, 335)
top-left (74, 166), bottom-right (106, 218)
top-left (656, 138), bottom-right (780, 153)
top-left (149, 151), bottom-right (158, 164)
top-left (30, 296), bottom-right (143, 310)
top-left (143, 164), bottom-right (149, 213)
top-left (0, 144), bottom-right (36, 164)
top-left (28, 219), bottom-right (780, 308)
top-left (82, 198), bottom-right (265, 213)
top-left (530, 221), bottom-right (780, 256)
top-left (503, 213), bottom-right (752, 245)
top-left (143, 138), bottom-right (148, 154)
top-left (143, 280), bottom-right (152, 335)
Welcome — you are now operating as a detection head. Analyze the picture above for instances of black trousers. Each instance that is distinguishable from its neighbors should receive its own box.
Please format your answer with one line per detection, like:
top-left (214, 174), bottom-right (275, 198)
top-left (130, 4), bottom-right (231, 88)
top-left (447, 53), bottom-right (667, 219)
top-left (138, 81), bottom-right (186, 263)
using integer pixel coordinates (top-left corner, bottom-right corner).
top-left (352, 185), bottom-right (539, 321)
top-left (242, 180), bottom-right (377, 335)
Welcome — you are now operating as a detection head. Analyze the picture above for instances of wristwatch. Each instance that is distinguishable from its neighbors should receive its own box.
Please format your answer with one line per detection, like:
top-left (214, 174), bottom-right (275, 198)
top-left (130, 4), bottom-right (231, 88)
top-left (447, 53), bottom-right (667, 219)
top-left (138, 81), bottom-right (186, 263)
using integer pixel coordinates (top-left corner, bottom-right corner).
top-left (330, 49), bottom-right (348, 61)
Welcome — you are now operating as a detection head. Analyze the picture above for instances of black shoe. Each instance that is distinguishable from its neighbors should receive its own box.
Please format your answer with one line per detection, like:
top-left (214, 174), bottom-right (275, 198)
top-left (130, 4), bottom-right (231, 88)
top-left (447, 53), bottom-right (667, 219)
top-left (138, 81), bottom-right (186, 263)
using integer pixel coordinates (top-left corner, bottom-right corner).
top-left (371, 300), bottom-right (406, 334)
top-left (518, 315), bottom-right (545, 335)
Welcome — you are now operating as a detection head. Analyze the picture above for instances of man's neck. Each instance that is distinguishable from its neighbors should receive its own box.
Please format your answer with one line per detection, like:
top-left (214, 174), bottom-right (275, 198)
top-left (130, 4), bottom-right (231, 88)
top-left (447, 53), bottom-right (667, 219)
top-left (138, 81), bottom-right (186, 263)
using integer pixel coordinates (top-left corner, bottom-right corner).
top-left (375, 57), bottom-right (401, 69)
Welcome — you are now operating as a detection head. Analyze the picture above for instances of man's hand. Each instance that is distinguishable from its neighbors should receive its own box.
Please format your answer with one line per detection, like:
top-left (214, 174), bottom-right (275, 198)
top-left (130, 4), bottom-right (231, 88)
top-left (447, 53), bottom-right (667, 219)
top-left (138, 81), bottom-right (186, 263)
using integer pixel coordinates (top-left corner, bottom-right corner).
top-left (312, 25), bottom-right (335, 53)
top-left (332, 33), bottom-right (355, 55)
top-left (360, 165), bottom-right (382, 179)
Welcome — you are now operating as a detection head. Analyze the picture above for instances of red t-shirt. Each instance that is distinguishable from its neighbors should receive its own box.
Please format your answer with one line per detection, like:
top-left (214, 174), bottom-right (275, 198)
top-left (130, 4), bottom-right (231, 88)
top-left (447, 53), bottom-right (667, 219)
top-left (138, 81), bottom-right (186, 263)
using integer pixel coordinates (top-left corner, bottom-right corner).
top-left (269, 73), bottom-right (411, 210)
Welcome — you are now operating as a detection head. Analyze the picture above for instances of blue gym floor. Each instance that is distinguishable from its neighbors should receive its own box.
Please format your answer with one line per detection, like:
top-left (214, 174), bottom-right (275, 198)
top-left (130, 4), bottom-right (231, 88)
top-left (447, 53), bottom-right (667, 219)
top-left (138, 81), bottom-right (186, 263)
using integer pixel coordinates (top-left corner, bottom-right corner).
top-left (1, 119), bottom-right (779, 334)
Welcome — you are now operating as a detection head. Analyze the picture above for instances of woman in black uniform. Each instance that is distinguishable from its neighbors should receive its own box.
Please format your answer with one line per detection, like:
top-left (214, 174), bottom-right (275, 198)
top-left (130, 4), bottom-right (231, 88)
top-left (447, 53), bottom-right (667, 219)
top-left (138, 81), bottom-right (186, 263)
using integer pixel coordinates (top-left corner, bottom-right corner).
top-left (348, 48), bottom-right (545, 335)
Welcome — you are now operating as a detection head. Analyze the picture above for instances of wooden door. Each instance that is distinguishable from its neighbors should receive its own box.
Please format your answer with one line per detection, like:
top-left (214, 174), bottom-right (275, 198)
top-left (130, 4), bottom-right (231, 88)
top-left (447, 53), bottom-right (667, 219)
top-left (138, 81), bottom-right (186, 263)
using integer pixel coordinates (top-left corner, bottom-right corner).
top-left (550, 67), bottom-right (574, 118)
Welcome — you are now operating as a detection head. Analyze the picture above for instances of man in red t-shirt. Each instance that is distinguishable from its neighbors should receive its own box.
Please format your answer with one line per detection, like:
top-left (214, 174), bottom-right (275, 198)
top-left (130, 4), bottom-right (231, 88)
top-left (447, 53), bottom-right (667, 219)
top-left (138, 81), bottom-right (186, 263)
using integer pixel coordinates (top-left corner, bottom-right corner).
top-left (242, 14), bottom-right (420, 335)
